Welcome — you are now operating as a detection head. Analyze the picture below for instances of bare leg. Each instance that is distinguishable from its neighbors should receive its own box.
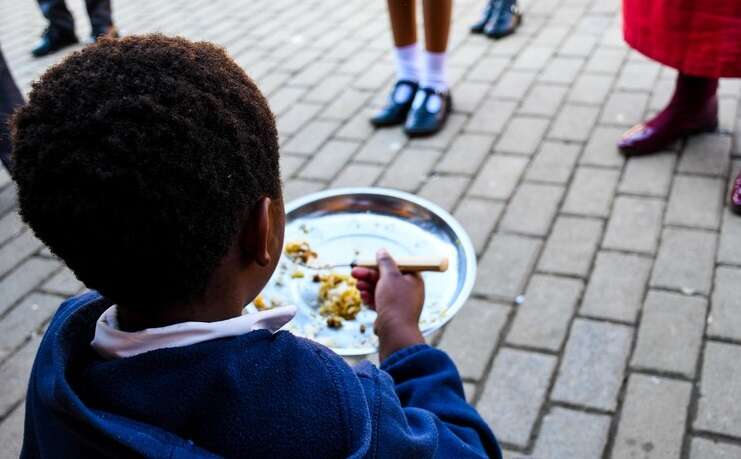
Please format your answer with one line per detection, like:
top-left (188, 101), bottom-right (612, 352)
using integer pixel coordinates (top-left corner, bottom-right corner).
top-left (387, 0), bottom-right (417, 47)
top-left (422, 0), bottom-right (452, 52)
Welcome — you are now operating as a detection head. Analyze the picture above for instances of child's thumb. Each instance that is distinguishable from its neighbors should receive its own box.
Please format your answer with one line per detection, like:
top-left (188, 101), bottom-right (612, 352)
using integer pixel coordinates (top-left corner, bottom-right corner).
top-left (376, 249), bottom-right (400, 277)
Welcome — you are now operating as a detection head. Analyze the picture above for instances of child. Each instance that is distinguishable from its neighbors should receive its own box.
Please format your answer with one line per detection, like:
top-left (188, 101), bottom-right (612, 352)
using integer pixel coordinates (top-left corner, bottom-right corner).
top-left (12, 35), bottom-right (502, 458)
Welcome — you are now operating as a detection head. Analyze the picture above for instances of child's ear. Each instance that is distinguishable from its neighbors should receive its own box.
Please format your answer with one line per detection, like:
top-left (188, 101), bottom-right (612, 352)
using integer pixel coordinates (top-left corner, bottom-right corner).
top-left (240, 197), bottom-right (273, 267)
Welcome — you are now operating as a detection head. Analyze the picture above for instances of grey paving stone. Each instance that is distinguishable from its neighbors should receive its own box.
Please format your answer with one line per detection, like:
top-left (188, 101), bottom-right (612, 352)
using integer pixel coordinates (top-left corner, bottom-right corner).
top-left (585, 47), bottom-right (627, 74)
top-left (612, 374), bottom-right (691, 459)
top-left (465, 99), bottom-right (518, 135)
top-left (538, 216), bottom-right (603, 277)
top-left (463, 382), bottom-right (476, 405)
top-left (453, 199), bottom-right (504, 255)
top-left (531, 408), bottom-right (611, 459)
top-left (580, 126), bottom-right (626, 168)
top-left (718, 209), bottom-right (741, 265)
top-left (616, 62), bottom-right (661, 91)
top-left (478, 348), bottom-right (557, 448)
top-left (559, 33), bottom-right (598, 57)
top-left (276, 102), bottom-right (323, 136)
top-left (410, 113), bottom-right (467, 151)
top-left (548, 105), bottom-right (600, 142)
top-left (495, 117), bottom-right (550, 156)
top-left (436, 134), bottom-right (494, 175)
top-left (539, 57), bottom-right (584, 84)
top-left (282, 179), bottom-right (324, 202)
top-left (492, 70), bottom-right (537, 100)
top-left (708, 266), bottom-right (741, 341)
top-left (467, 56), bottom-right (509, 83)
top-left (651, 227), bottom-right (717, 296)
top-left (41, 267), bottom-right (84, 297)
top-left (0, 404), bottom-right (24, 459)
top-left (418, 175), bottom-right (470, 212)
top-left (268, 86), bottom-right (308, 115)
top-left (298, 140), bottom-right (359, 181)
top-left (507, 275), bottom-right (583, 351)
top-left (0, 230), bottom-right (44, 278)
top-left (0, 211), bottom-right (23, 247)
top-left (690, 438), bottom-right (741, 459)
top-left (453, 81), bottom-right (491, 113)
top-left (474, 234), bottom-right (542, 301)
top-left (551, 319), bottom-right (633, 411)
top-left (512, 46), bottom-right (554, 71)
top-left (600, 92), bottom-right (649, 127)
top-left (525, 141), bottom-right (580, 184)
top-left (319, 89), bottom-right (372, 121)
top-left (281, 119), bottom-right (340, 155)
top-left (567, 74), bottom-right (613, 105)
top-left (631, 291), bottom-right (707, 378)
top-left (719, 97), bottom-right (738, 133)
top-left (679, 134), bottom-right (732, 177)
top-left (618, 153), bottom-right (676, 197)
top-left (331, 163), bottom-right (384, 188)
top-left (562, 167), bottom-right (620, 218)
top-left (353, 127), bottom-right (407, 164)
top-left (303, 74), bottom-right (354, 103)
top-left (378, 148), bottom-right (440, 192)
top-left (665, 175), bottom-right (724, 230)
top-left (280, 154), bottom-right (306, 180)
top-left (500, 183), bottom-right (565, 237)
top-left (695, 342), bottom-right (741, 437)
top-left (468, 155), bottom-right (529, 200)
top-left (0, 293), bottom-right (62, 361)
top-left (0, 336), bottom-right (40, 418)
top-left (438, 300), bottom-right (510, 380)
top-left (519, 85), bottom-right (568, 117)
top-left (0, 258), bottom-right (60, 317)
top-left (334, 107), bottom-right (375, 141)
top-left (603, 196), bottom-right (664, 255)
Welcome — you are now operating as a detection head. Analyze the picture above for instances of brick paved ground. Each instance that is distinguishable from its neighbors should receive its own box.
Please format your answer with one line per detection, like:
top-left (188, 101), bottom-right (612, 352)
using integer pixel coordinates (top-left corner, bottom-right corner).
top-left (2, 0), bottom-right (741, 457)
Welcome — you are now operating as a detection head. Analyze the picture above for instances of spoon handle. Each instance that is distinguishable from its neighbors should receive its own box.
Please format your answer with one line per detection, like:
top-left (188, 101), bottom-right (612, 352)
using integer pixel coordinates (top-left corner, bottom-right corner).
top-left (351, 256), bottom-right (449, 273)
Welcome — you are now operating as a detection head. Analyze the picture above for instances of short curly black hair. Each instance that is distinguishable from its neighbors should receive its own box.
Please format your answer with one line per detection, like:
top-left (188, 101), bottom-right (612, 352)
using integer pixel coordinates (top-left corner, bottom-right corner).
top-left (12, 34), bottom-right (281, 308)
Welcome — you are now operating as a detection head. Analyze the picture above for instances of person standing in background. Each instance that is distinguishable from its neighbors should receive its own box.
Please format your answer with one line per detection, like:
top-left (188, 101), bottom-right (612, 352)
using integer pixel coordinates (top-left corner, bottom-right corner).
top-left (0, 46), bottom-right (23, 171)
top-left (32, 0), bottom-right (118, 57)
top-left (470, 0), bottom-right (521, 39)
top-left (371, 0), bottom-right (453, 137)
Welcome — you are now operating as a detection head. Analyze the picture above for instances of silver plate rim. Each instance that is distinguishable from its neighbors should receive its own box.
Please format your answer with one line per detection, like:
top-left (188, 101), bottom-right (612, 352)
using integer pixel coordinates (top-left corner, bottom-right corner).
top-left (284, 187), bottom-right (477, 355)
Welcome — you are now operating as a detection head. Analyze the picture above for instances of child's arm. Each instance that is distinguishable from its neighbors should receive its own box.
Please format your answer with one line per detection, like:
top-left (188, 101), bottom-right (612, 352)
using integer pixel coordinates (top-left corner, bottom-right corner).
top-left (352, 251), bottom-right (502, 458)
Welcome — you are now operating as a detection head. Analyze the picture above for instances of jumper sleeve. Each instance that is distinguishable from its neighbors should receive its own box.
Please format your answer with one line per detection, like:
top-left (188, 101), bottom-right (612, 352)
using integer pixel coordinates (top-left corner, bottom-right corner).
top-left (355, 344), bottom-right (502, 458)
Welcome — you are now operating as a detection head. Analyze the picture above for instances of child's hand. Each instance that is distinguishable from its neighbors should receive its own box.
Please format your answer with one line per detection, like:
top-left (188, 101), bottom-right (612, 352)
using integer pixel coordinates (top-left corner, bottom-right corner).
top-left (352, 249), bottom-right (425, 361)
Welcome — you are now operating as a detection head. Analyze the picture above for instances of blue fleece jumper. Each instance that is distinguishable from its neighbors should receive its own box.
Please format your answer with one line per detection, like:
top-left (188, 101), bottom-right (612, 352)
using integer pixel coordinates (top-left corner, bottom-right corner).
top-left (21, 292), bottom-right (502, 458)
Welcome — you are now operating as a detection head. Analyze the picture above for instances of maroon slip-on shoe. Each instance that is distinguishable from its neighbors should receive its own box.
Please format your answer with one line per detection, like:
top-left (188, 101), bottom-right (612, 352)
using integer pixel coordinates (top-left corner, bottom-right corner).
top-left (730, 173), bottom-right (741, 216)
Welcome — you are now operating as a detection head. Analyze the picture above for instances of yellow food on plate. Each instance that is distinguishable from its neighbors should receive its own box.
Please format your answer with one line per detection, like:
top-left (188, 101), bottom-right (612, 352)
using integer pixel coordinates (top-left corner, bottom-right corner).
top-left (284, 241), bottom-right (317, 264)
top-left (318, 273), bottom-right (362, 328)
top-left (253, 295), bottom-right (268, 311)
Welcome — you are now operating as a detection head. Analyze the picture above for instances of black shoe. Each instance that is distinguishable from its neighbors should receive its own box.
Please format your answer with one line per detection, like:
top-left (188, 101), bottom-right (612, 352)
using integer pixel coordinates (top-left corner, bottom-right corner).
top-left (404, 88), bottom-right (452, 137)
top-left (370, 80), bottom-right (419, 127)
top-left (485, 0), bottom-right (522, 39)
top-left (470, 0), bottom-right (499, 34)
top-left (86, 25), bottom-right (120, 45)
top-left (31, 28), bottom-right (78, 58)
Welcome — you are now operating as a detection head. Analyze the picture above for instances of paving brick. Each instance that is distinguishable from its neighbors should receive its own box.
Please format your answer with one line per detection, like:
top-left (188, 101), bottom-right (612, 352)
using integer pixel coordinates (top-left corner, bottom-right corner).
top-left (708, 266), bottom-right (741, 341)
top-left (0, 211), bottom-right (23, 247)
top-left (334, 107), bottom-right (375, 141)
top-left (678, 134), bottom-right (732, 177)
top-left (491, 70), bottom-right (537, 100)
top-left (303, 74), bottom-right (354, 103)
top-left (0, 336), bottom-right (40, 418)
top-left (478, 348), bottom-right (557, 448)
top-left (525, 141), bottom-right (580, 184)
top-left (495, 117), bottom-right (550, 156)
top-left (453, 81), bottom-right (491, 113)
top-left (298, 140), bottom-right (359, 181)
top-left (618, 153), bottom-right (676, 197)
top-left (500, 183), bottom-right (564, 237)
top-left (580, 126), bottom-right (626, 168)
top-left (0, 258), bottom-right (60, 316)
top-left (567, 74), bottom-right (613, 105)
top-left (690, 438), bottom-right (741, 459)
top-left (519, 85), bottom-right (567, 117)
top-left (435, 134), bottom-right (493, 175)
top-left (474, 234), bottom-right (542, 301)
top-left (600, 92), bottom-right (649, 127)
top-left (616, 62), bottom-right (661, 92)
top-left (512, 46), bottom-right (554, 71)
top-left (268, 86), bottom-right (307, 115)
top-left (0, 404), bottom-right (24, 459)
top-left (539, 57), bottom-right (584, 85)
top-left (280, 154), bottom-right (306, 180)
top-left (282, 179), bottom-right (324, 202)
top-left (538, 216), bottom-right (603, 277)
top-left (532, 26), bottom-right (570, 48)
top-left (467, 56), bottom-right (509, 83)
top-left (548, 105), bottom-right (600, 142)
top-left (585, 47), bottom-right (627, 74)
top-left (719, 97), bottom-right (738, 133)
top-left (612, 374), bottom-right (691, 459)
top-left (631, 291), bottom-right (707, 378)
top-left (41, 267), bottom-right (84, 297)
top-left (281, 119), bottom-right (340, 155)
top-left (603, 196), bottom-right (664, 255)
top-left (562, 167), bottom-right (620, 218)
top-left (507, 275), bottom-right (583, 351)
top-left (531, 408), bottom-right (611, 459)
top-left (353, 128), bottom-right (407, 164)
top-left (695, 342), bottom-right (741, 437)
top-left (718, 209), bottom-right (741, 265)
top-left (666, 175), bottom-right (724, 231)
top-left (409, 113), bottom-right (467, 151)
top-left (438, 300), bottom-right (509, 380)
top-left (320, 88), bottom-right (372, 121)
top-left (276, 103), bottom-right (323, 136)
top-left (651, 227), bottom-right (717, 296)
top-left (0, 230), bottom-right (44, 278)
top-left (465, 99), bottom-right (518, 134)
top-left (468, 155), bottom-right (529, 200)
top-left (453, 199), bottom-right (504, 255)
top-left (559, 33), bottom-right (598, 57)
top-left (417, 175), bottom-right (469, 212)
top-left (0, 293), bottom-right (62, 361)
top-left (330, 163), bottom-right (384, 188)
top-left (378, 148), bottom-right (440, 192)
top-left (552, 319), bottom-right (633, 411)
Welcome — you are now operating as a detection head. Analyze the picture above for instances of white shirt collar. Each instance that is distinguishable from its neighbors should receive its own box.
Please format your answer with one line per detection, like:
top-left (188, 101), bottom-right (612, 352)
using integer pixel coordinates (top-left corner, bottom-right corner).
top-left (90, 304), bottom-right (297, 359)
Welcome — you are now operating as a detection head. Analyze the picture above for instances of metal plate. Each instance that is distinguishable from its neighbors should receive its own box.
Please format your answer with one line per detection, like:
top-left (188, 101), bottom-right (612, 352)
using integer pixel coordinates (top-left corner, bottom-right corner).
top-left (249, 187), bottom-right (477, 356)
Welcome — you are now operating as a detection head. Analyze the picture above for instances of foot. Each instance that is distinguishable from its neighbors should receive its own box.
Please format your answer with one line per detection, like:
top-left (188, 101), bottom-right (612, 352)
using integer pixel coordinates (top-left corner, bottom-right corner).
top-left (404, 88), bottom-right (452, 137)
top-left (471, 0), bottom-right (498, 34)
top-left (730, 173), bottom-right (741, 216)
top-left (86, 25), bottom-right (119, 45)
top-left (31, 28), bottom-right (78, 58)
top-left (618, 95), bottom-right (718, 156)
top-left (485, 0), bottom-right (522, 39)
top-left (370, 80), bottom-right (419, 128)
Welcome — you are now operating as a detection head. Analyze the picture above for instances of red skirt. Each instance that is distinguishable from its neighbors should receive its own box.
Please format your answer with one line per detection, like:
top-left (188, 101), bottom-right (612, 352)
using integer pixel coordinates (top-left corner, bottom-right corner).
top-left (623, 0), bottom-right (741, 78)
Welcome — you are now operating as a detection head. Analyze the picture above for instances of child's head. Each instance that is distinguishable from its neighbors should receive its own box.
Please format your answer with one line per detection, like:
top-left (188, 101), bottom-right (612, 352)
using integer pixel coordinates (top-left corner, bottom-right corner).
top-left (12, 35), bottom-right (284, 313)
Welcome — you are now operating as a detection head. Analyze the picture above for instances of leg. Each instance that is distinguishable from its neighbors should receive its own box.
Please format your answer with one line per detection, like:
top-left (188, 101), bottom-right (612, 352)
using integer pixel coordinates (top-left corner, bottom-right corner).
top-left (0, 47), bottom-right (24, 172)
top-left (422, 0), bottom-right (451, 53)
top-left (387, 0), bottom-right (417, 47)
top-left (85, 0), bottom-right (114, 36)
top-left (37, 0), bottom-right (75, 34)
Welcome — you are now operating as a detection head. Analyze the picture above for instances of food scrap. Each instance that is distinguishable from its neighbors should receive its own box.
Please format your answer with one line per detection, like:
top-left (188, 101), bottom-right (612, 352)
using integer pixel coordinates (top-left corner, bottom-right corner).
top-left (317, 273), bottom-right (363, 328)
top-left (326, 316), bottom-right (343, 329)
top-left (291, 270), bottom-right (305, 279)
top-left (284, 241), bottom-right (317, 264)
top-left (254, 295), bottom-right (268, 311)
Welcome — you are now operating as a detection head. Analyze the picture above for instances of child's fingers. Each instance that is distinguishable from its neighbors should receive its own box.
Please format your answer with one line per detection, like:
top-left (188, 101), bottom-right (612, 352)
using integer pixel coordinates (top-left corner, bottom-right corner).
top-left (351, 267), bottom-right (379, 283)
top-left (360, 291), bottom-right (375, 308)
top-left (356, 280), bottom-right (373, 292)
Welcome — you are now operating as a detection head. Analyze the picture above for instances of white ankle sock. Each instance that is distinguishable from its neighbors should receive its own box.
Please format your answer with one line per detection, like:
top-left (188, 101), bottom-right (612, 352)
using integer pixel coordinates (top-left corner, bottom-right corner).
top-left (394, 43), bottom-right (420, 83)
top-left (421, 51), bottom-right (448, 93)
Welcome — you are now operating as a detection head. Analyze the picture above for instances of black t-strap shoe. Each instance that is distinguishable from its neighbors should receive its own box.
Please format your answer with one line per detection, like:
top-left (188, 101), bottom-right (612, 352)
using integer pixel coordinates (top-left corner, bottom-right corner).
top-left (370, 80), bottom-right (419, 127)
top-left (404, 87), bottom-right (452, 137)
